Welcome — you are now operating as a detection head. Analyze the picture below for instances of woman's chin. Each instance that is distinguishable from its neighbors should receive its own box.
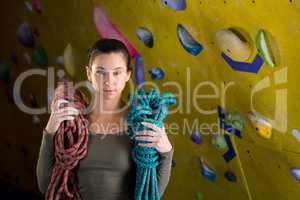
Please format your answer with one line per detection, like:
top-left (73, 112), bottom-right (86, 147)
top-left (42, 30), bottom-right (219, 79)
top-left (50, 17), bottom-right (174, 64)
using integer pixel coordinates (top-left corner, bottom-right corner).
top-left (103, 95), bottom-right (115, 100)
top-left (103, 91), bottom-right (118, 99)
top-left (94, 90), bottom-right (120, 100)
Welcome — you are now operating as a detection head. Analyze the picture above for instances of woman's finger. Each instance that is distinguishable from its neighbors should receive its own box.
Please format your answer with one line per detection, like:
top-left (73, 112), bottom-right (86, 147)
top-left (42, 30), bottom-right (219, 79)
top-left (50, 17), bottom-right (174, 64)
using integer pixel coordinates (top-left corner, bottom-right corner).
top-left (55, 84), bottom-right (74, 94)
top-left (141, 122), bottom-right (162, 132)
top-left (56, 107), bottom-right (79, 114)
top-left (53, 99), bottom-right (69, 111)
top-left (135, 136), bottom-right (159, 142)
top-left (138, 142), bottom-right (156, 148)
top-left (58, 115), bottom-right (75, 123)
top-left (58, 112), bottom-right (79, 118)
top-left (135, 130), bottom-right (156, 136)
top-left (56, 109), bottom-right (79, 117)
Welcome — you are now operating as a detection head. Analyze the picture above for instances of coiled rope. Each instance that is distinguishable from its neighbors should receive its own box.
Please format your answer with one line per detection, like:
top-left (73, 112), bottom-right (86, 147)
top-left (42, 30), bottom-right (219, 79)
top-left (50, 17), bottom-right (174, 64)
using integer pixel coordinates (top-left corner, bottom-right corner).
top-left (127, 87), bottom-right (176, 200)
top-left (45, 80), bottom-right (89, 200)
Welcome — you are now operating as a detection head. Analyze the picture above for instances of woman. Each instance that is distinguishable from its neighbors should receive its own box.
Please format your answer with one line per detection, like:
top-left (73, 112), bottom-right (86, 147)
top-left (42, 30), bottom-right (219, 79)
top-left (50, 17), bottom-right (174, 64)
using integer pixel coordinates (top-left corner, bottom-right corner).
top-left (36, 38), bottom-right (174, 200)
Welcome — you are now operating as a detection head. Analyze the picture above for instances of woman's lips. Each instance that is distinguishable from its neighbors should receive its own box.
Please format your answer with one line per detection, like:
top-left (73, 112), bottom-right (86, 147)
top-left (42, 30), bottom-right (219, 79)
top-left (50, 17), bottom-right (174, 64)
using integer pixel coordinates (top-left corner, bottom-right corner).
top-left (103, 89), bottom-right (116, 93)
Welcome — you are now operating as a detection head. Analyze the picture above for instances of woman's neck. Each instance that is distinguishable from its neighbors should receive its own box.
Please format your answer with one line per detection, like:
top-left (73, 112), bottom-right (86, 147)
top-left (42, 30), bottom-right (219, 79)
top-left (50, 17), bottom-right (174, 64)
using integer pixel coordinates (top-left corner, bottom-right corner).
top-left (89, 93), bottom-right (127, 119)
top-left (87, 93), bottom-right (130, 134)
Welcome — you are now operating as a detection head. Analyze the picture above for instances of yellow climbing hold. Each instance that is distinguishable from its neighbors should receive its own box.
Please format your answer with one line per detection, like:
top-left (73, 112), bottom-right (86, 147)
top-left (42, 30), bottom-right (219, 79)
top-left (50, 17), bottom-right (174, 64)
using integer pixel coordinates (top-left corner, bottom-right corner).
top-left (215, 28), bottom-right (252, 62)
top-left (63, 43), bottom-right (76, 78)
top-left (247, 111), bottom-right (272, 139)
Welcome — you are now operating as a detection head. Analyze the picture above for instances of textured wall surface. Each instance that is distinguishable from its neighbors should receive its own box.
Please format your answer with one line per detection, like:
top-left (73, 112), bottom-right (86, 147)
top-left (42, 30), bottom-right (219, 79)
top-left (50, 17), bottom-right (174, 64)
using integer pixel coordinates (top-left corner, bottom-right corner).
top-left (0, 0), bottom-right (300, 199)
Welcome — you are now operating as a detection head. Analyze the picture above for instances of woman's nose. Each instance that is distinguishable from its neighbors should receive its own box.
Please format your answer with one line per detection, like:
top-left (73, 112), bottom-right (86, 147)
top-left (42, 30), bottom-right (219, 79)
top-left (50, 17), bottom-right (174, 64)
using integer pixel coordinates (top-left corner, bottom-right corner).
top-left (104, 73), bottom-right (114, 85)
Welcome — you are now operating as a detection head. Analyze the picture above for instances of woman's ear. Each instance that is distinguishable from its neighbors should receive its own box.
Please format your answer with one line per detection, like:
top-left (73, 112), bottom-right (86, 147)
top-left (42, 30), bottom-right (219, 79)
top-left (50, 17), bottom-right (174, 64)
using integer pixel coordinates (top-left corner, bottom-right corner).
top-left (125, 70), bottom-right (132, 82)
top-left (86, 66), bottom-right (91, 81)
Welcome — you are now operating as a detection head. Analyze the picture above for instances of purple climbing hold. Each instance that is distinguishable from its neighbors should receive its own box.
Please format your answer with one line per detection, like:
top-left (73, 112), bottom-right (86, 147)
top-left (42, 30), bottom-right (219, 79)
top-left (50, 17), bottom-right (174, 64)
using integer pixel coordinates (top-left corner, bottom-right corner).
top-left (17, 22), bottom-right (34, 48)
top-left (191, 131), bottom-right (202, 144)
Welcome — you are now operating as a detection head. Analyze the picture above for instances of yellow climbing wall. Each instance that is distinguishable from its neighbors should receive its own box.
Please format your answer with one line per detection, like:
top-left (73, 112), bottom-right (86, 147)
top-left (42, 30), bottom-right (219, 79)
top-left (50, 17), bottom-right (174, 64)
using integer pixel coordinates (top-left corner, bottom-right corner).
top-left (0, 0), bottom-right (300, 199)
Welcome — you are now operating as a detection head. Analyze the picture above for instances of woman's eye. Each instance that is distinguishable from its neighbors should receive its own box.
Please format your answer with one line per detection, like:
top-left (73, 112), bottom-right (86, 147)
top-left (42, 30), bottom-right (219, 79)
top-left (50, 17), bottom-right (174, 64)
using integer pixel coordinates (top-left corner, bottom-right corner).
top-left (113, 71), bottom-right (122, 76)
top-left (96, 71), bottom-right (106, 75)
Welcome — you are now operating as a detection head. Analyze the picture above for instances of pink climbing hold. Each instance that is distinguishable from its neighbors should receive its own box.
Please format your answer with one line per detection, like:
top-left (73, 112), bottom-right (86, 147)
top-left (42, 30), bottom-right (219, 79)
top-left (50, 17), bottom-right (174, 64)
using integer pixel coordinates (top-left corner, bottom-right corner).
top-left (93, 4), bottom-right (138, 58)
top-left (32, 0), bottom-right (43, 13)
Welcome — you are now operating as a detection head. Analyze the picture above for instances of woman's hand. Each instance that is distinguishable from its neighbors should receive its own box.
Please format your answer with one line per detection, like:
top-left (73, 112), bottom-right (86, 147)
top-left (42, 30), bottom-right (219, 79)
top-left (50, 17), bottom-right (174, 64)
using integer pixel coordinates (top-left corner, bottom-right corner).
top-left (134, 121), bottom-right (173, 154)
top-left (44, 99), bottom-right (80, 135)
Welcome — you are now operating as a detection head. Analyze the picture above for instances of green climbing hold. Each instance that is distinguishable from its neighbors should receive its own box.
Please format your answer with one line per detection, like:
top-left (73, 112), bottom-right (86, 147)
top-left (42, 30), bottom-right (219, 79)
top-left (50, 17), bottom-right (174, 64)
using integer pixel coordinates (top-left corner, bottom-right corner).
top-left (196, 192), bottom-right (204, 200)
top-left (32, 46), bottom-right (48, 66)
top-left (0, 61), bottom-right (11, 84)
top-left (256, 29), bottom-right (276, 68)
top-left (225, 111), bottom-right (244, 132)
top-left (212, 133), bottom-right (228, 151)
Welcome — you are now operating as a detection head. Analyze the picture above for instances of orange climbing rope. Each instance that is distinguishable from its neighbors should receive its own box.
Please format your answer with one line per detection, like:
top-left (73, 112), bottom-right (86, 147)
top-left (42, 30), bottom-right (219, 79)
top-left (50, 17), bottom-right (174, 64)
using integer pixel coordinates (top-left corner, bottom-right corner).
top-left (45, 80), bottom-right (89, 200)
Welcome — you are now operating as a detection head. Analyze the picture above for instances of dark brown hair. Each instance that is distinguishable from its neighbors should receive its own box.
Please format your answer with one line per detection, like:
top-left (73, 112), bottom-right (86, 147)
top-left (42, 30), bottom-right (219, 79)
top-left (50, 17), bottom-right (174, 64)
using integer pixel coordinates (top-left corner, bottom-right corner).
top-left (87, 38), bottom-right (132, 71)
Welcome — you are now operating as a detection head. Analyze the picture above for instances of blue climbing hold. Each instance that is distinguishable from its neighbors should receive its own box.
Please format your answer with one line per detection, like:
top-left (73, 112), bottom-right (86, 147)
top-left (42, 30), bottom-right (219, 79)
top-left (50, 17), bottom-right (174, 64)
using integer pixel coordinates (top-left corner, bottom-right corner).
top-left (160, 0), bottom-right (186, 11)
top-left (200, 157), bottom-right (216, 182)
top-left (217, 106), bottom-right (242, 163)
top-left (136, 27), bottom-right (154, 48)
top-left (177, 24), bottom-right (203, 56)
top-left (134, 54), bottom-right (145, 87)
top-left (291, 168), bottom-right (300, 182)
top-left (222, 52), bottom-right (264, 74)
top-left (224, 170), bottom-right (237, 183)
top-left (292, 129), bottom-right (300, 142)
top-left (56, 55), bottom-right (64, 65)
top-left (148, 67), bottom-right (165, 80)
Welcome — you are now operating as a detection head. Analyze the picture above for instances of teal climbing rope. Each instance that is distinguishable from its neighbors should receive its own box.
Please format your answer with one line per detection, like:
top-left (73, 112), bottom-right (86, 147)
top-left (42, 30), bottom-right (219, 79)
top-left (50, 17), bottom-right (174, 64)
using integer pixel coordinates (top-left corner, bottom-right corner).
top-left (127, 87), bottom-right (176, 200)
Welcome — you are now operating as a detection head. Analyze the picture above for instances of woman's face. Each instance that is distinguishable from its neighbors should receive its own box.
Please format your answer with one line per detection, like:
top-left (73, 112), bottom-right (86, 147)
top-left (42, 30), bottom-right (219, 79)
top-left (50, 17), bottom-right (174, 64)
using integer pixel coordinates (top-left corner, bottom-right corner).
top-left (86, 52), bottom-right (131, 100)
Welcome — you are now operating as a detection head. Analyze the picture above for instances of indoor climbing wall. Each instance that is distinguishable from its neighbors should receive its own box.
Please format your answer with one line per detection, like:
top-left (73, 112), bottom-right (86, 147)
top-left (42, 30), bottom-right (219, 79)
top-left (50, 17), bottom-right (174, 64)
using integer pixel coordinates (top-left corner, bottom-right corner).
top-left (0, 0), bottom-right (300, 199)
